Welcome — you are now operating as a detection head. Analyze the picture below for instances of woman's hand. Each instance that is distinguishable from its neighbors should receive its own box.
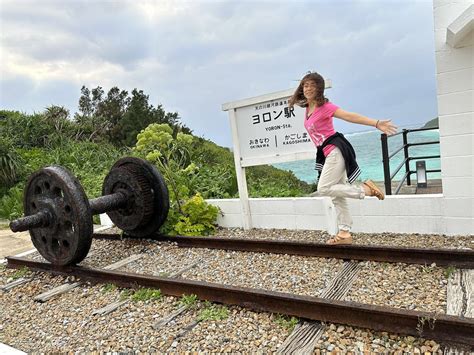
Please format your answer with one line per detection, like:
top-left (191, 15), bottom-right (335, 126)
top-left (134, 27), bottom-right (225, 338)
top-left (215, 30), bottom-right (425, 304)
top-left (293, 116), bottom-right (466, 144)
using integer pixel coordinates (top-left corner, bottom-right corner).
top-left (377, 119), bottom-right (397, 135)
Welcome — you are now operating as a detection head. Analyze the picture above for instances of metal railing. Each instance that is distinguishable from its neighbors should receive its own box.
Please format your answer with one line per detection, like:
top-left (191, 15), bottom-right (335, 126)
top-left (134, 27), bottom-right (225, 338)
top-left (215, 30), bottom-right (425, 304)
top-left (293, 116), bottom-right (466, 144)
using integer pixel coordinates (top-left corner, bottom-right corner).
top-left (381, 127), bottom-right (440, 195)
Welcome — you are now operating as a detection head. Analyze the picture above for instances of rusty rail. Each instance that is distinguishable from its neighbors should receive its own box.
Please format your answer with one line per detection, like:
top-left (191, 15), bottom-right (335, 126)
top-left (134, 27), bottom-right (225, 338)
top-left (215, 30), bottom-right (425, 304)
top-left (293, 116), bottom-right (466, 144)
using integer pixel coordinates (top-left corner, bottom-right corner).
top-left (93, 233), bottom-right (474, 268)
top-left (6, 256), bottom-right (474, 347)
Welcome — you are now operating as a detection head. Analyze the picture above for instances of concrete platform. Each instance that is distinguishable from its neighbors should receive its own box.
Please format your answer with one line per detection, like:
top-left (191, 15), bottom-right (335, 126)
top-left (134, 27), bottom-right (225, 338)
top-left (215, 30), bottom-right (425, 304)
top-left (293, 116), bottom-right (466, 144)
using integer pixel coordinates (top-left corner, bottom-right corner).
top-left (382, 178), bottom-right (443, 195)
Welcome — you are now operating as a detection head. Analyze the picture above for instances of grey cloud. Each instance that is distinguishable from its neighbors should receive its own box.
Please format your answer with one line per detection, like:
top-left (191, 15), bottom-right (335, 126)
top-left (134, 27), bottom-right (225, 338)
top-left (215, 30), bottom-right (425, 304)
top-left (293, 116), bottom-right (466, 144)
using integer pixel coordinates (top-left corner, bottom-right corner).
top-left (0, 0), bottom-right (438, 147)
top-left (1, 0), bottom-right (152, 69)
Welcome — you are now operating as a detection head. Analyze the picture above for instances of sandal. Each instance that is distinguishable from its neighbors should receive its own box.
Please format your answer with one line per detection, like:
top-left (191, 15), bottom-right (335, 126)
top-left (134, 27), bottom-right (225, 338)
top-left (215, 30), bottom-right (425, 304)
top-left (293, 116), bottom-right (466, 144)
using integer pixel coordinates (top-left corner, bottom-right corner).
top-left (363, 180), bottom-right (385, 200)
top-left (327, 234), bottom-right (353, 245)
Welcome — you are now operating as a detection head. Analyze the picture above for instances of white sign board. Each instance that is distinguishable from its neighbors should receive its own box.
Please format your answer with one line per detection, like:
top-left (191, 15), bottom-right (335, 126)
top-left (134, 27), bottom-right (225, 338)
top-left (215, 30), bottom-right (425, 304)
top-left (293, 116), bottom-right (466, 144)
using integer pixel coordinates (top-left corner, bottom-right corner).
top-left (223, 82), bottom-right (331, 167)
top-left (235, 98), bottom-right (311, 165)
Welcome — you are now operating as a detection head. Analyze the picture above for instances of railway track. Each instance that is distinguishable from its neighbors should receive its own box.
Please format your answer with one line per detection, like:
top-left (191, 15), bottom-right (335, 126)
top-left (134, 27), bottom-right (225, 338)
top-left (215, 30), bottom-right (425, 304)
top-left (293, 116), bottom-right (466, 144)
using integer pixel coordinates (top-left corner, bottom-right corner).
top-left (4, 233), bottom-right (474, 348)
top-left (95, 232), bottom-right (474, 268)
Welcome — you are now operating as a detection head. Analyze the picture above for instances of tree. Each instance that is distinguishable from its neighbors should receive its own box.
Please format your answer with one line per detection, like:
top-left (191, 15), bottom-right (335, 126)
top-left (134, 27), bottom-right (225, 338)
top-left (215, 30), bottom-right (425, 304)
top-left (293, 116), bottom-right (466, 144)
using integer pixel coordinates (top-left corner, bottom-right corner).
top-left (117, 89), bottom-right (155, 146)
top-left (76, 85), bottom-right (192, 147)
top-left (75, 86), bottom-right (113, 142)
top-left (99, 87), bottom-right (130, 144)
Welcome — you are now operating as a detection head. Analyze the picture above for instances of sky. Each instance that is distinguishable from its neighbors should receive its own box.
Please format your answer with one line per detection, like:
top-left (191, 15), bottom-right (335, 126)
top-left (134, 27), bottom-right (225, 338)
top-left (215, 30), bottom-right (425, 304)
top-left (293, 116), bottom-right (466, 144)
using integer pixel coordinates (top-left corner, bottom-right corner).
top-left (0, 0), bottom-right (439, 148)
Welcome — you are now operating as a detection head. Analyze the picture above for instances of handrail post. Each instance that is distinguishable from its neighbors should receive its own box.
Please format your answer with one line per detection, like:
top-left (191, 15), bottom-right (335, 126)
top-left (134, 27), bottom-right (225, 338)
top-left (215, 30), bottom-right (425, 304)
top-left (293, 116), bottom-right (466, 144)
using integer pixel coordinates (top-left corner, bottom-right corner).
top-left (402, 129), bottom-right (411, 186)
top-left (381, 133), bottom-right (392, 195)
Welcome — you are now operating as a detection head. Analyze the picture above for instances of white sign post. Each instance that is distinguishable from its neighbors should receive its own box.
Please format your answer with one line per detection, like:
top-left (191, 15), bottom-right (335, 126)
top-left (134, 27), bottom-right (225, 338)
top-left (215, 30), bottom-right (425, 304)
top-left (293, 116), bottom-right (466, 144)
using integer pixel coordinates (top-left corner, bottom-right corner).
top-left (222, 81), bottom-right (332, 229)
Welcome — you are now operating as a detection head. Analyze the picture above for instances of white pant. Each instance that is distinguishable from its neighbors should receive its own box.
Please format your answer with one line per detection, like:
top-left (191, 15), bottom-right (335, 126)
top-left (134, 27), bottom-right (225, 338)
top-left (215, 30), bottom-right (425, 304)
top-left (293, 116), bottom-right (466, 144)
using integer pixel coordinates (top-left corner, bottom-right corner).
top-left (317, 147), bottom-right (365, 232)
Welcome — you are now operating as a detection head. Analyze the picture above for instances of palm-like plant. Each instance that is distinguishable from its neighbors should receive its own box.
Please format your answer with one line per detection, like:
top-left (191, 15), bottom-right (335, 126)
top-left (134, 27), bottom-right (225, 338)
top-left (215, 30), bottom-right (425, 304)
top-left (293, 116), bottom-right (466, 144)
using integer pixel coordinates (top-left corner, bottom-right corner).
top-left (0, 139), bottom-right (22, 188)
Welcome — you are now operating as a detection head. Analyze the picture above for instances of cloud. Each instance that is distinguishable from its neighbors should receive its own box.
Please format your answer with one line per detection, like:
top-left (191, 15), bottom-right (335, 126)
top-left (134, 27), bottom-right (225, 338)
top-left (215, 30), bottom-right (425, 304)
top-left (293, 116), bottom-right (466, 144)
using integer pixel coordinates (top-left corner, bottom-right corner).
top-left (0, 0), bottom-right (438, 147)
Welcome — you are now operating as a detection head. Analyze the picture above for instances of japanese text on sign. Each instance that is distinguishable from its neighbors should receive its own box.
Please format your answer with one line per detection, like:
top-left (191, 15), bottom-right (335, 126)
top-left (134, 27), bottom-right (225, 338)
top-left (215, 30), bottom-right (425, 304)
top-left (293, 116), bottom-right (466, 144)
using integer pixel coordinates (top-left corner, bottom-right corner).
top-left (232, 94), bottom-right (314, 162)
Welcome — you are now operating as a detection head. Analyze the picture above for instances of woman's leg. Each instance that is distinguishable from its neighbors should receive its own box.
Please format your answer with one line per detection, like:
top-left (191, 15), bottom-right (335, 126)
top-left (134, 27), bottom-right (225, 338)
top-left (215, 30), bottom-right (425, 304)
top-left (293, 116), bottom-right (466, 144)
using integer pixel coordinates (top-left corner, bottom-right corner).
top-left (317, 148), bottom-right (363, 244)
top-left (332, 189), bottom-right (352, 233)
top-left (317, 148), bottom-right (365, 200)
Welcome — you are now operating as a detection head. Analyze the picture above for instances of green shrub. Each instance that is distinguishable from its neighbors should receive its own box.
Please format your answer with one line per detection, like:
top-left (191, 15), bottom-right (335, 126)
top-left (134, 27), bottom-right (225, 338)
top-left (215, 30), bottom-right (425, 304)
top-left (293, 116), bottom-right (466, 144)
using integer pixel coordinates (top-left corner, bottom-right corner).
top-left (0, 185), bottom-right (23, 220)
top-left (0, 138), bottom-right (23, 189)
top-left (172, 193), bottom-right (220, 236)
top-left (135, 124), bottom-right (220, 236)
top-left (247, 165), bottom-right (311, 197)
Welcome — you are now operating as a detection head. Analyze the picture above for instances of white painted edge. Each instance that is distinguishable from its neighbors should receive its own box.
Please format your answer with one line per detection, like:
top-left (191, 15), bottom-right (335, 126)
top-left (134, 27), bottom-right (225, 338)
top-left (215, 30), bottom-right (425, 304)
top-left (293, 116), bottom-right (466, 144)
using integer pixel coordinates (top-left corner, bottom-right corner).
top-left (0, 343), bottom-right (26, 355)
top-left (0, 248), bottom-right (37, 265)
top-left (94, 225), bottom-right (114, 232)
top-left (206, 194), bottom-right (444, 203)
top-left (446, 4), bottom-right (473, 48)
top-left (99, 213), bottom-right (114, 226)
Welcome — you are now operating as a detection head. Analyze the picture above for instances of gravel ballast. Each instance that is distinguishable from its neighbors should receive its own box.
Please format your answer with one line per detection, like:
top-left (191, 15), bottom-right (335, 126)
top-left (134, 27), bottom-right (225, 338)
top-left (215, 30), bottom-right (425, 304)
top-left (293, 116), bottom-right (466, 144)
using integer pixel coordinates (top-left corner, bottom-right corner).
top-left (1, 227), bottom-right (472, 352)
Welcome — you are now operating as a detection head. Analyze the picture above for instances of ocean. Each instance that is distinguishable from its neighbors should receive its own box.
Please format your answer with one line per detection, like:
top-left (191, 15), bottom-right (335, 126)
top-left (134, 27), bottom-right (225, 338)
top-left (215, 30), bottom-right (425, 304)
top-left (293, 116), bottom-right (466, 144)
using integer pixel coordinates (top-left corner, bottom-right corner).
top-left (273, 126), bottom-right (441, 184)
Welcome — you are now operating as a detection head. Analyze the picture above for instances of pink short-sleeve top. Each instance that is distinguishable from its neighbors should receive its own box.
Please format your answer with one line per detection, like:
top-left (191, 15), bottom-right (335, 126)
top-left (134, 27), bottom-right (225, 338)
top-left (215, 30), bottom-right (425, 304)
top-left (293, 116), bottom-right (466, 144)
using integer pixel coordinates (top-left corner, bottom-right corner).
top-left (304, 102), bottom-right (339, 157)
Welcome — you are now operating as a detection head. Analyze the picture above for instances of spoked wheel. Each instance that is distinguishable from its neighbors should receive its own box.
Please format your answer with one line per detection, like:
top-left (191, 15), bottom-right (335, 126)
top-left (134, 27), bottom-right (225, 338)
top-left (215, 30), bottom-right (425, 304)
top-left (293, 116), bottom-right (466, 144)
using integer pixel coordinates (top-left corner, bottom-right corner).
top-left (102, 157), bottom-right (169, 237)
top-left (23, 166), bottom-right (93, 265)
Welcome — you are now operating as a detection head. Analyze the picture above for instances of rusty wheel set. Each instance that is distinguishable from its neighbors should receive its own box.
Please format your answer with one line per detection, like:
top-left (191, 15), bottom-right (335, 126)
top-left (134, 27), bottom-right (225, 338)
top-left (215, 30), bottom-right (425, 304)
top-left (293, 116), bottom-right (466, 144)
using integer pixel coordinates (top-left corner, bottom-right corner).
top-left (9, 157), bottom-right (169, 265)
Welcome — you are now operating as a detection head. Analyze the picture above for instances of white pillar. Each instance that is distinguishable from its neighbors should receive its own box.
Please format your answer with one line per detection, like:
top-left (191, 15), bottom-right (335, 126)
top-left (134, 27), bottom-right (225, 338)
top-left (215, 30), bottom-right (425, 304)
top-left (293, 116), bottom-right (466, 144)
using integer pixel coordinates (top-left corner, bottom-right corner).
top-left (433, 0), bottom-right (474, 235)
top-left (228, 109), bottom-right (252, 229)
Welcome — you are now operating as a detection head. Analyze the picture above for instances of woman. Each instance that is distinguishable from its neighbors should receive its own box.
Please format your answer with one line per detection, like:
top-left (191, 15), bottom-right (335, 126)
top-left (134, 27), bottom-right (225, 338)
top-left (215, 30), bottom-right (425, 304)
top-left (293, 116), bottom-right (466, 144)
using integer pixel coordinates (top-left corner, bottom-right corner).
top-left (289, 72), bottom-right (397, 245)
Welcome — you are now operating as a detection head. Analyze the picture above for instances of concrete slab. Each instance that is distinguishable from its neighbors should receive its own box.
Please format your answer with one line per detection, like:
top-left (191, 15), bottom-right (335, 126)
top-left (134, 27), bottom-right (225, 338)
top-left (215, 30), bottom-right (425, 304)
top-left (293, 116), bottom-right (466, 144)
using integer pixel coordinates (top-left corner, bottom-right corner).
top-left (0, 343), bottom-right (26, 354)
top-left (0, 229), bottom-right (33, 259)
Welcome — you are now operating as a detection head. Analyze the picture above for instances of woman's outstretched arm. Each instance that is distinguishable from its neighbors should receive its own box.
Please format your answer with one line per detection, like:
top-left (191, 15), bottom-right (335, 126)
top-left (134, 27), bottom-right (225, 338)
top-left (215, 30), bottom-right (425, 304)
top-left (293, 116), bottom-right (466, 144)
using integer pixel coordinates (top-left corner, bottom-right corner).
top-left (334, 108), bottom-right (398, 135)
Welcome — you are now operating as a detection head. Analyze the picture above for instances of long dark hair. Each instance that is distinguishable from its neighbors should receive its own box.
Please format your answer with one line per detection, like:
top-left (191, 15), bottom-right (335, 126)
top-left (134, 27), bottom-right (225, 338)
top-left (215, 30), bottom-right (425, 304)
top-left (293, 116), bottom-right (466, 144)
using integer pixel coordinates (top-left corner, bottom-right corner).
top-left (289, 72), bottom-right (328, 108)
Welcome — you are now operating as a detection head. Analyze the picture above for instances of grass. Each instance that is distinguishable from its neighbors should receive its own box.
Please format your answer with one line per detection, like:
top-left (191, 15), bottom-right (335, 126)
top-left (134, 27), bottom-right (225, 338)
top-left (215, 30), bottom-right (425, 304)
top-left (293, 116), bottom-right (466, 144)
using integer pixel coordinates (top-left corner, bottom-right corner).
top-left (179, 294), bottom-right (198, 309)
top-left (198, 301), bottom-right (229, 321)
top-left (444, 266), bottom-right (457, 279)
top-left (101, 283), bottom-right (117, 294)
top-left (119, 289), bottom-right (132, 301)
top-left (130, 288), bottom-right (162, 302)
top-left (274, 314), bottom-right (299, 332)
top-left (420, 264), bottom-right (435, 273)
top-left (11, 266), bottom-right (30, 280)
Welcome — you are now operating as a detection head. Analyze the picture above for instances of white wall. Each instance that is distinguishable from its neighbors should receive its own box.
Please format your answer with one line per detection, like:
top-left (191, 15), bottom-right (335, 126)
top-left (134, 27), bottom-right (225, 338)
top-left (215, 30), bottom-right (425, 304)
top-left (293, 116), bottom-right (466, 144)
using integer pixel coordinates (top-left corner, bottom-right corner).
top-left (207, 194), bottom-right (451, 235)
top-left (433, 0), bottom-right (473, 235)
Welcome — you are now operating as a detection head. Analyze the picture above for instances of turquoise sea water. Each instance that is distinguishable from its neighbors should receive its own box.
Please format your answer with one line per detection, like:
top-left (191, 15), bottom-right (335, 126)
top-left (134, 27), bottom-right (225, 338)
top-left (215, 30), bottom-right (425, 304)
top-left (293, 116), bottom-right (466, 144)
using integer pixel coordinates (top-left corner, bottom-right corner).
top-left (273, 128), bottom-right (441, 184)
